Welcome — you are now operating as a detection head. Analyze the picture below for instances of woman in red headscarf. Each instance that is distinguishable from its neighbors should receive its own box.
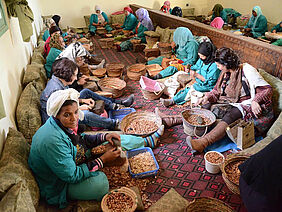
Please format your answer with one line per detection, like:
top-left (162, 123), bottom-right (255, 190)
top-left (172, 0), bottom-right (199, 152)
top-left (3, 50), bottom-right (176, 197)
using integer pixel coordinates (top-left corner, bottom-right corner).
top-left (160, 1), bottom-right (172, 14)
top-left (121, 6), bottom-right (138, 31)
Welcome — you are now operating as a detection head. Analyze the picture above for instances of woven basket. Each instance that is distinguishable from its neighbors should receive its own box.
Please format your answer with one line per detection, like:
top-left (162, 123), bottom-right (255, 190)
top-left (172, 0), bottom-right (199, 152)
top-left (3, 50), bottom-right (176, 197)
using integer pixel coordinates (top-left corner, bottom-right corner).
top-left (91, 68), bottom-right (106, 78)
top-left (186, 197), bottom-right (234, 212)
top-left (145, 36), bottom-right (159, 48)
top-left (221, 154), bottom-right (249, 195)
top-left (158, 42), bottom-right (172, 52)
top-left (144, 48), bottom-right (160, 58)
top-left (127, 64), bottom-right (146, 81)
top-left (106, 63), bottom-right (125, 78)
top-left (120, 111), bottom-right (162, 136)
top-left (101, 187), bottom-right (137, 212)
top-left (96, 27), bottom-right (107, 35)
top-left (181, 109), bottom-right (216, 138)
top-left (99, 38), bottom-right (114, 49)
top-left (141, 82), bottom-right (165, 100)
top-left (98, 77), bottom-right (126, 98)
top-left (145, 64), bottom-right (163, 77)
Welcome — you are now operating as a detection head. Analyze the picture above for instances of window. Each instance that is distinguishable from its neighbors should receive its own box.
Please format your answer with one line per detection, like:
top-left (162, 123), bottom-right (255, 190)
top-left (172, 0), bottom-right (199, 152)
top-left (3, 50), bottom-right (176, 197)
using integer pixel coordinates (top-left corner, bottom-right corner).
top-left (0, 0), bottom-right (8, 37)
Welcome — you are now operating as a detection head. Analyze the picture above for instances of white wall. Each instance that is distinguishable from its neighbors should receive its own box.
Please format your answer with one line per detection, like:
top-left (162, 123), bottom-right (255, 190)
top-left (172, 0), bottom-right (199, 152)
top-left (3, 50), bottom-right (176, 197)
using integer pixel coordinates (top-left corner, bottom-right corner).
top-left (0, 0), bottom-right (43, 154)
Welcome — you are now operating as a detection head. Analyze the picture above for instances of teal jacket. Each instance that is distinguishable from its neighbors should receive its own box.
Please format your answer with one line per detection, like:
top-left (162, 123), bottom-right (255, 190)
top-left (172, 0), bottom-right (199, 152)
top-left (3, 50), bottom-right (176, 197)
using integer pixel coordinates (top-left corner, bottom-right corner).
top-left (211, 8), bottom-right (241, 23)
top-left (132, 23), bottom-right (148, 43)
top-left (245, 15), bottom-right (268, 38)
top-left (28, 117), bottom-right (96, 208)
top-left (122, 13), bottom-right (138, 31)
top-left (89, 12), bottom-right (112, 33)
top-left (44, 47), bottom-right (62, 78)
top-left (191, 59), bottom-right (220, 92)
top-left (176, 41), bottom-right (199, 66)
top-left (42, 29), bottom-right (50, 41)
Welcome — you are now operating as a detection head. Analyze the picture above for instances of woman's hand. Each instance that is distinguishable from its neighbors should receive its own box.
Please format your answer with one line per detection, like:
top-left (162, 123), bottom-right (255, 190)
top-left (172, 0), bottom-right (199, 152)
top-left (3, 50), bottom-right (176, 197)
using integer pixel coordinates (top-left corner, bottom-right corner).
top-left (105, 133), bottom-right (121, 146)
top-left (100, 148), bottom-right (121, 163)
top-left (77, 75), bottom-right (89, 85)
top-left (190, 70), bottom-right (196, 78)
top-left (82, 98), bottom-right (95, 108)
top-left (79, 104), bottom-right (91, 111)
top-left (245, 28), bottom-right (251, 32)
top-left (194, 96), bottom-right (208, 106)
top-left (171, 41), bottom-right (176, 49)
top-left (251, 101), bottom-right (262, 118)
top-left (272, 30), bottom-right (277, 33)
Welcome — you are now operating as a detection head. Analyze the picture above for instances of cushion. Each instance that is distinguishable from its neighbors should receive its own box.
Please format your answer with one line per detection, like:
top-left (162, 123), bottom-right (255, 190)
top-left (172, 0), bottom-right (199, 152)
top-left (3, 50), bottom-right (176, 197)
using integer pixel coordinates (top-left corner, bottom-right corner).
top-left (163, 28), bottom-right (172, 43)
top-left (144, 31), bottom-right (160, 38)
top-left (22, 64), bottom-right (47, 92)
top-left (0, 128), bottom-right (30, 166)
top-left (147, 188), bottom-right (189, 212)
top-left (84, 15), bottom-right (90, 27)
top-left (258, 69), bottom-right (282, 116)
top-left (267, 112), bottom-right (282, 140)
top-left (0, 181), bottom-right (36, 212)
top-left (169, 29), bottom-right (176, 43)
top-left (16, 82), bottom-right (41, 143)
top-left (155, 26), bottom-right (167, 43)
top-left (110, 14), bottom-right (125, 25)
top-left (242, 136), bottom-right (273, 155)
top-left (31, 52), bottom-right (45, 65)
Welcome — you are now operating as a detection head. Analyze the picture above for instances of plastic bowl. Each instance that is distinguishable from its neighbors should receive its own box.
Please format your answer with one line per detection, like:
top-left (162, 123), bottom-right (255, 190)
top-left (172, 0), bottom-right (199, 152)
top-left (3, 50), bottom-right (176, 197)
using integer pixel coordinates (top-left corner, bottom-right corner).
top-left (204, 151), bottom-right (225, 174)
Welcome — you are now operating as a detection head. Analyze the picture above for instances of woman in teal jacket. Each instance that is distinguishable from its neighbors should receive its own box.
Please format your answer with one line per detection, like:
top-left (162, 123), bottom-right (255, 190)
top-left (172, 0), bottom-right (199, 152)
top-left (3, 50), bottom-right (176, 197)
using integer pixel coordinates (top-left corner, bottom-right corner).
top-left (210, 4), bottom-right (241, 23)
top-left (88, 5), bottom-right (112, 35)
top-left (118, 8), bottom-right (154, 51)
top-left (29, 88), bottom-right (164, 208)
top-left (121, 7), bottom-right (138, 31)
top-left (151, 27), bottom-right (199, 79)
top-left (270, 21), bottom-right (282, 46)
top-left (160, 42), bottom-right (220, 106)
top-left (244, 6), bottom-right (267, 38)
top-left (45, 34), bottom-right (65, 78)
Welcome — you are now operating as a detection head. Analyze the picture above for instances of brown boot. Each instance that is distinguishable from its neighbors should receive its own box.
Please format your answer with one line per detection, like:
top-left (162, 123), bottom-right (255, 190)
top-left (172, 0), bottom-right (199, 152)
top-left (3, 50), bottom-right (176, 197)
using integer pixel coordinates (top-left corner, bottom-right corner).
top-left (186, 121), bottom-right (229, 153)
top-left (155, 107), bottom-right (183, 128)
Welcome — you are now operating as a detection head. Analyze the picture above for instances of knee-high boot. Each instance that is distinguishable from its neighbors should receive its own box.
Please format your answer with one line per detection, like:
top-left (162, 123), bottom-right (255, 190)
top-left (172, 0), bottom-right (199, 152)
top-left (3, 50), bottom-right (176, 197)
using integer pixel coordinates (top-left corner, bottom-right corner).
top-left (155, 108), bottom-right (183, 128)
top-left (186, 121), bottom-right (229, 153)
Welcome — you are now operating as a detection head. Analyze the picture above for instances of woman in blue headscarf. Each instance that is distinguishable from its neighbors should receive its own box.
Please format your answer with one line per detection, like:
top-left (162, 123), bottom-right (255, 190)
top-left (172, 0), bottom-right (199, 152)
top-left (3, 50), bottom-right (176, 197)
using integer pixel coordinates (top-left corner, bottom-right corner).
top-left (244, 6), bottom-right (267, 38)
top-left (150, 27), bottom-right (199, 79)
top-left (118, 8), bottom-right (154, 51)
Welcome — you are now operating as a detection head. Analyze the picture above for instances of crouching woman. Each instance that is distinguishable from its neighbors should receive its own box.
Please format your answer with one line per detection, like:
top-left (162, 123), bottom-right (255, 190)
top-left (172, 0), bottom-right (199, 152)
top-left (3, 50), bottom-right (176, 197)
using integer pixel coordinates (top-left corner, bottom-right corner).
top-left (28, 89), bottom-right (121, 208)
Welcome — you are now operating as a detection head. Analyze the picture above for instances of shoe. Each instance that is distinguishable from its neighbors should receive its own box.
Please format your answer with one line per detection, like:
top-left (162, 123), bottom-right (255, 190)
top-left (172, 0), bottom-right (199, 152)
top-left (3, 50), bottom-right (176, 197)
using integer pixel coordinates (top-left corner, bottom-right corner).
top-left (121, 94), bottom-right (134, 107)
top-left (160, 98), bottom-right (174, 107)
top-left (186, 121), bottom-right (229, 153)
top-left (114, 119), bottom-right (120, 130)
top-left (152, 73), bottom-right (162, 80)
top-left (116, 45), bottom-right (121, 52)
top-left (154, 107), bottom-right (182, 128)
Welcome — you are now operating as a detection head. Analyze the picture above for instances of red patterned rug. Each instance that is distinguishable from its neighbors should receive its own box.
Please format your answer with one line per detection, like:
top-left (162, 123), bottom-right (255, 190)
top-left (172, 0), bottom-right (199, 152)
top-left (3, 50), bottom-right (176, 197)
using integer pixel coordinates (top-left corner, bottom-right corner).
top-left (91, 37), bottom-right (247, 212)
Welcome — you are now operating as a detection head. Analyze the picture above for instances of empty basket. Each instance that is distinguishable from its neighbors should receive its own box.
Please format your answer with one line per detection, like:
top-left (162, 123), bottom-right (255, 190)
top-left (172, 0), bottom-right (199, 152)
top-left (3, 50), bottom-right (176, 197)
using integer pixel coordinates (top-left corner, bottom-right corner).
top-left (127, 64), bottom-right (146, 81)
top-left (106, 63), bottom-right (125, 78)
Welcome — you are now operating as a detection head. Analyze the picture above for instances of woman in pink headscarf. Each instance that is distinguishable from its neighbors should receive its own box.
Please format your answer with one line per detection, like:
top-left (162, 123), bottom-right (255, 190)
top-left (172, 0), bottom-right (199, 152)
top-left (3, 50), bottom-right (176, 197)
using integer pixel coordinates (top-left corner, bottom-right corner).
top-left (160, 1), bottom-right (172, 14)
top-left (210, 17), bottom-right (224, 29)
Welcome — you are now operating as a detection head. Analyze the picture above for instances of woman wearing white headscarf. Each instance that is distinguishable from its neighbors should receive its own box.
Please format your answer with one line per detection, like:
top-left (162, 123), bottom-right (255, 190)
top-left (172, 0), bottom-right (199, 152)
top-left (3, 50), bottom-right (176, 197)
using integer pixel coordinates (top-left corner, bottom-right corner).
top-left (88, 5), bottom-right (112, 35)
top-left (118, 8), bottom-right (154, 51)
top-left (244, 6), bottom-right (267, 38)
top-left (30, 88), bottom-right (164, 208)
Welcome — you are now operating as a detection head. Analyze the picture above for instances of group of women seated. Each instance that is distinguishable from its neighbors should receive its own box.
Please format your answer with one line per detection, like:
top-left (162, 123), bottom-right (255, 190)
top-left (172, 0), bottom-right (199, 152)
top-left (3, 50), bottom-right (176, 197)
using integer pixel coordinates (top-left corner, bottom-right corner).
top-left (30, 3), bottom-right (280, 211)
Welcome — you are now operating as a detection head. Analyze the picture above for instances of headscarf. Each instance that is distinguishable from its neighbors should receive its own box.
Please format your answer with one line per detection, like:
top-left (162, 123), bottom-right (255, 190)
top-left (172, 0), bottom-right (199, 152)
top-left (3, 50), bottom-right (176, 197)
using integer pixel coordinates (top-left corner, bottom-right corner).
top-left (57, 42), bottom-right (90, 62)
top-left (164, 1), bottom-right (171, 9)
top-left (52, 15), bottom-right (61, 27)
top-left (124, 6), bottom-right (133, 14)
top-left (173, 27), bottom-right (196, 51)
top-left (135, 8), bottom-right (154, 31)
top-left (49, 34), bottom-right (65, 51)
top-left (212, 4), bottom-right (223, 18)
top-left (46, 18), bottom-right (55, 28)
top-left (251, 6), bottom-right (262, 29)
top-left (210, 17), bottom-right (224, 29)
top-left (47, 88), bottom-right (84, 120)
top-left (161, 1), bottom-right (171, 13)
top-left (171, 6), bottom-right (182, 17)
top-left (198, 42), bottom-right (217, 65)
top-left (95, 5), bottom-right (102, 14)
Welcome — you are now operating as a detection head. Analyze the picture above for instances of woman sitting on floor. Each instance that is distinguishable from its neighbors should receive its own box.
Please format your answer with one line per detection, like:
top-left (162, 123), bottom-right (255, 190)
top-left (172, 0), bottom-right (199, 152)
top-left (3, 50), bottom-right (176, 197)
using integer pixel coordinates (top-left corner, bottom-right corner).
top-left (30, 88), bottom-right (164, 208)
top-left (186, 47), bottom-right (274, 153)
top-left (160, 42), bottom-right (220, 107)
top-left (89, 5), bottom-right (112, 36)
top-left (209, 4), bottom-right (241, 24)
top-left (118, 8), bottom-right (154, 51)
top-left (45, 34), bottom-right (65, 78)
top-left (121, 7), bottom-right (138, 31)
top-left (40, 58), bottom-right (135, 130)
top-left (171, 6), bottom-right (182, 17)
top-left (243, 6), bottom-right (267, 38)
top-left (160, 1), bottom-right (172, 14)
top-left (42, 18), bottom-right (56, 41)
top-left (149, 27), bottom-right (199, 79)
top-left (265, 21), bottom-right (282, 46)
top-left (44, 25), bottom-right (61, 57)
